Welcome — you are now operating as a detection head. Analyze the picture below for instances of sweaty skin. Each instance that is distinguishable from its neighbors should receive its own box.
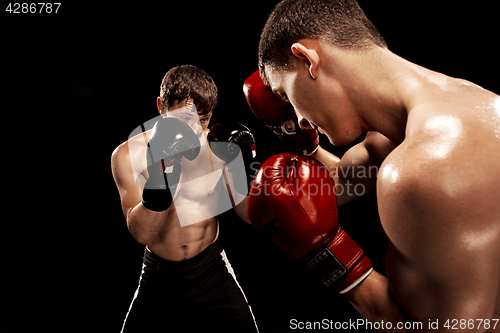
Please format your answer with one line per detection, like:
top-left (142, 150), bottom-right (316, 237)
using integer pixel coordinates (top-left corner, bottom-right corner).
top-left (265, 40), bottom-right (500, 332)
top-left (378, 79), bottom-right (500, 327)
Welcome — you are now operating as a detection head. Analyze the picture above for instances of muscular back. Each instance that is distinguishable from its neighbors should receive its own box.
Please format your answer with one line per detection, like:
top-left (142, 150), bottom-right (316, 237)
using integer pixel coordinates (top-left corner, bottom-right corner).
top-left (378, 79), bottom-right (500, 328)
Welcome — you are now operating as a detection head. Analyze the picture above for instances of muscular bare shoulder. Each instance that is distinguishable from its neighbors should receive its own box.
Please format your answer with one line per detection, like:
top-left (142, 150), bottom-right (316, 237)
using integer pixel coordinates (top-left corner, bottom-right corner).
top-left (378, 111), bottom-right (500, 252)
top-left (112, 131), bottom-right (148, 163)
top-left (111, 140), bottom-right (132, 186)
top-left (112, 131), bottom-right (151, 183)
top-left (377, 87), bottom-right (500, 275)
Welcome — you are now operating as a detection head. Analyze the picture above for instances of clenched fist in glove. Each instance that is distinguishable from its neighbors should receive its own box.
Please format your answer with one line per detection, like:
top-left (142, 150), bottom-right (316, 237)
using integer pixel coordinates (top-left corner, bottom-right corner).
top-left (142, 117), bottom-right (200, 212)
top-left (243, 70), bottom-right (319, 155)
top-left (248, 153), bottom-right (373, 294)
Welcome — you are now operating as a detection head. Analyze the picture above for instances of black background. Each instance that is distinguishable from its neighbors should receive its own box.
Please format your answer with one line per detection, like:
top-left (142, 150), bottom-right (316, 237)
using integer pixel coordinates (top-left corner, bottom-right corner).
top-left (2, 1), bottom-right (498, 332)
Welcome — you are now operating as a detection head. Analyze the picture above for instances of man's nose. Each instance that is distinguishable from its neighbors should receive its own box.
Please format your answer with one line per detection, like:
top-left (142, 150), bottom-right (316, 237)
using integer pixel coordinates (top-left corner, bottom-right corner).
top-left (296, 113), bottom-right (312, 130)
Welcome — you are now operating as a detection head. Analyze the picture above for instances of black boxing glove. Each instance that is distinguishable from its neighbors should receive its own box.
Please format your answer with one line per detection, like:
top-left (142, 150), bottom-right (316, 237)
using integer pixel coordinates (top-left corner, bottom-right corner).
top-left (207, 122), bottom-right (257, 195)
top-left (142, 117), bottom-right (201, 212)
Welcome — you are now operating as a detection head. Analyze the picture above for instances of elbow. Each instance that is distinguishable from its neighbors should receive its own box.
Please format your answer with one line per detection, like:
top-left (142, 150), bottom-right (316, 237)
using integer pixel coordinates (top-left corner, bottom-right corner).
top-left (125, 204), bottom-right (163, 245)
top-left (129, 229), bottom-right (156, 245)
top-left (127, 220), bottom-right (157, 245)
top-left (132, 233), bottom-right (154, 246)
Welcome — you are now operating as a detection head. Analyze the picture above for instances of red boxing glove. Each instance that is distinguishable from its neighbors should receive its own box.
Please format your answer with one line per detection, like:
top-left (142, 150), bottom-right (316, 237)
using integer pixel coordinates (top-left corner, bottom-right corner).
top-left (243, 70), bottom-right (319, 155)
top-left (248, 153), bottom-right (373, 293)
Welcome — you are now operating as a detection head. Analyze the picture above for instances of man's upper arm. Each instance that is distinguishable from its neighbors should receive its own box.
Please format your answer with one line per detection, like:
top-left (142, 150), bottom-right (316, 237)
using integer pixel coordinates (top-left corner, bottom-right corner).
top-left (334, 132), bottom-right (394, 205)
top-left (111, 143), bottom-right (142, 219)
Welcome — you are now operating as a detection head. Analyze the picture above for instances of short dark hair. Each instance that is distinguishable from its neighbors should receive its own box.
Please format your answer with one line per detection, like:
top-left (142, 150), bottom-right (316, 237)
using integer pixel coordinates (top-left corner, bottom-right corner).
top-left (258, 0), bottom-right (387, 84)
top-left (160, 65), bottom-right (218, 114)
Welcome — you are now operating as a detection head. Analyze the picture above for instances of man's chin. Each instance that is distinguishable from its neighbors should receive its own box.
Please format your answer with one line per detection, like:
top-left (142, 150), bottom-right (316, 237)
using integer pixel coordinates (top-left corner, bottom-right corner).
top-left (324, 132), bottom-right (355, 147)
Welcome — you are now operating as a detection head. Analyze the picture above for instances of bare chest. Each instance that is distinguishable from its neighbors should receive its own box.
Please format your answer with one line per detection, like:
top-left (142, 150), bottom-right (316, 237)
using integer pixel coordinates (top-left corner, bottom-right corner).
top-left (176, 144), bottom-right (226, 198)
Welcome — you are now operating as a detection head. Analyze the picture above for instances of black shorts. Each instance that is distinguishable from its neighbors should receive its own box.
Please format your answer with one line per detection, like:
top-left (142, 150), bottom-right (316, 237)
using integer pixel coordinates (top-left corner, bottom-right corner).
top-left (120, 237), bottom-right (259, 333)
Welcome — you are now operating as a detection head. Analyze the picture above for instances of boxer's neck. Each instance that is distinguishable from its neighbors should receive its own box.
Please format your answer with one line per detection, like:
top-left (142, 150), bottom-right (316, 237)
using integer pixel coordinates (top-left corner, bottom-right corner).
top-left (323, 45), bottom-right (446, 146)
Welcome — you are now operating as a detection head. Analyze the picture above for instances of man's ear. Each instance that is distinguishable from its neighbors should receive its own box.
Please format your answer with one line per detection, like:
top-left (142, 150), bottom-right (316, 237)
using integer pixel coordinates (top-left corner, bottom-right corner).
top-left (291, 42), bottom-right (319, 80)
top-left (157, 97), bottom-right (166, 115)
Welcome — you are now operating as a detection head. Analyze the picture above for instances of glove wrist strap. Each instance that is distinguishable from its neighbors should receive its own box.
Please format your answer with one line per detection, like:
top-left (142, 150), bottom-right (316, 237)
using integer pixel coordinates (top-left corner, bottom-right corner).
top-left (305, 228), bottom-right (373, 293)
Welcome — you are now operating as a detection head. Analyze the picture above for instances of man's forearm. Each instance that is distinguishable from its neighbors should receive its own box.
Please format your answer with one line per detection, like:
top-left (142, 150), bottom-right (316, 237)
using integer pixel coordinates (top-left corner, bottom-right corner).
top-left (308, 145), bottom-right (341, 178)
top-left (127, 202), bottom-right (168, 245)
top-left (234, 196), bottom-right (251, 224)
top-left (345, 271), bottom-right (407, 333)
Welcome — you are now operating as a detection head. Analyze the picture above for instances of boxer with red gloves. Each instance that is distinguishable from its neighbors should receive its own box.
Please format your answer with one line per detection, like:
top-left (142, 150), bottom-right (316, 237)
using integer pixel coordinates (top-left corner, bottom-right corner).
top-left (248, 153), bottom-right (373, 294)
top-left (256, 0), bottom-right (500, 329)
